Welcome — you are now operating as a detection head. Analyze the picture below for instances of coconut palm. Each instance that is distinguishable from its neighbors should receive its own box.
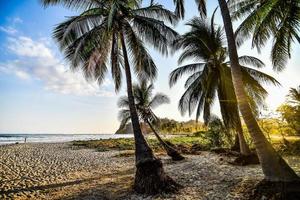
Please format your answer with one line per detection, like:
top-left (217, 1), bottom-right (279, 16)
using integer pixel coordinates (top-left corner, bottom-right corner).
top-left (168, 0), bottom-right (299, 182)
top-left (229, 0), bottom-right (300, 71)
top-left (41, 0), bottom-right (180, 193)
top-left (169, 15), bottom-right (280, 156)
top-left (216, 0), bottom-right (299, 181)
top-left (118, 81), bottom-right (184, 160)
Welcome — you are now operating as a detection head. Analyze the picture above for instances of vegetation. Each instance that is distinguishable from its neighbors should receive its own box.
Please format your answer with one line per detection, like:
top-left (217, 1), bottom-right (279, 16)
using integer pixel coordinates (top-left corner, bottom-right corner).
top-left (116, 118), bottom-right (206, 135)
top-left (217, 0), bottom-right (299, 181)
top-left (41, 0), bottom-right (180, 194)
top-left (230, 0), bottom-right (300, 71)
top-left (277, 87), bottom-right (300, 135)
top-left (72, 134), bottom-right (300, 156)
top-left (41, 0), bottom-right (300, 197)
top-left (169, 14), bottom-right (279, 156)
top-left (117, 81), bottom-right (184, 160)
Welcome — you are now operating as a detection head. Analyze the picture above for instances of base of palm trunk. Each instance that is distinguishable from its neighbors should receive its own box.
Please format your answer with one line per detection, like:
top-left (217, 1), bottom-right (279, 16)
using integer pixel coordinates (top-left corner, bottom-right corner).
top-left (134, 158), bottom-right (181, 194)
top-left (230, 153), bottom-right (260, 166)
top-left (166, 149), bottom-right (185, 161)
top-left (230, 141), bottom-right (240, 152)
top-left (249, 179), bottom-right (300, 200)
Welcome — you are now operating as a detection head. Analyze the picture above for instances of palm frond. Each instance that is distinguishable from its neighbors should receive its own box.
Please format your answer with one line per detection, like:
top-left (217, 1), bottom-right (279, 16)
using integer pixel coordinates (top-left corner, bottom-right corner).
top-left (132, 15), bottom-right (178, 55)
top-left (241, 66), bottom-right (281, 86)
top-left (111, 32), bottom-right (123, 92)
top-left (174, 0), bottom-right (185, 19)
top-left (238, 56), bottom-right (265, 68)
top-left (231, 0), bottom-right (300, 71)
top-left (124, 23), bottom-right (157, 81)
top-left (40, 0), bottom-right (102, 10)
top-left (169, 63), bottom-right (205, 87)
top-left (195, 0), bottom-right (207, 17)
top-left (149, 93), bottom-right (170, 109)
top-left (133, 3), bottom-right (178, 25)
top-left (117, 96), bottom-right (130, 108)
top-left (118, 109), bottom-right (131, 129)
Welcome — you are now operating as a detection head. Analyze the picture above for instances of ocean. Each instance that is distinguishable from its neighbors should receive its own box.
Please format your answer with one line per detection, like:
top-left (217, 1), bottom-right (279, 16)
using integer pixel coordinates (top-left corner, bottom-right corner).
top-left (0, 133), bottom-right (133, 145)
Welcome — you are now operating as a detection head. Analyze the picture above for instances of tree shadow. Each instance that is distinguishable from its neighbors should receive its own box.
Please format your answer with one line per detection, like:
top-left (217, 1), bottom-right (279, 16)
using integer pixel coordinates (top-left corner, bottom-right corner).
top-left (60, 169), bottom-right (135, 200)
top-left (0, 168), bottom-right (135, 200)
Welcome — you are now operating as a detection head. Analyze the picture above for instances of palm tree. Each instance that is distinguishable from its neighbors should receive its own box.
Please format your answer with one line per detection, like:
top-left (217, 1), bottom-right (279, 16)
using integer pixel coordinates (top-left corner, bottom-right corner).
top-left (169, 15), bottom-right (280, 156)
top-left (229, 0), bottom-right (300, 71)
top-left (166, 0), bottom-right (299, 181)
top-left (41, 0), bottom-right (180, 193)
top-left (216, 0), bottom-right (299, 181)
top-left (118, 81), bottom-right (184, 160)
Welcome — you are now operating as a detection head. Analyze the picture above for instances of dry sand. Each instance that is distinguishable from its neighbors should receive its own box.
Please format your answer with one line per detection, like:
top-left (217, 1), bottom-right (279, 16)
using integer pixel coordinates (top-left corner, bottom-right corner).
top-left (0, 143), bottom-right (299, 200)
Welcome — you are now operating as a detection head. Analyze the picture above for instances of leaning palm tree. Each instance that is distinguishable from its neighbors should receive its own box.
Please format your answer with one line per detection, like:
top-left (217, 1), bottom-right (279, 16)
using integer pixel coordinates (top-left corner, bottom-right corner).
top-left (229, 0), bottom-right (300, 71)
top-left (169, 15), bottom-right (280, 156)
top-left (160, 0), bottom-right (299, 183)
top-left (118, 81), bottom-right (184, 160)
top-left (41, 0), bottom-right (180, 193)
top-left (216, 0), bottom-right (299, 181)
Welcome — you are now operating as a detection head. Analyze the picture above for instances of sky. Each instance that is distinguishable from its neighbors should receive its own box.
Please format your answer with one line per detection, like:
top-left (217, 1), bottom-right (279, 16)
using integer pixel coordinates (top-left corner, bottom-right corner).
top-left (0, 0), bottom-right (299, 134)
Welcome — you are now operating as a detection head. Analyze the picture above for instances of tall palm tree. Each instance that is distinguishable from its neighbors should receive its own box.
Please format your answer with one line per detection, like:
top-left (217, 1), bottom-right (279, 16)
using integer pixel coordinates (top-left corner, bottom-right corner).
top-left (169, 15), bottom-right (280, 156)
top-left (166, 0), bottom-right (299, 181)
top-left (41, 0), bottom-right (180, 193)
top-left (229, 0), bottom-right (300, 71)
top-left (216, 0), bottom-right (299, 181)
top-left (118, 81), bottom-right (185, 160)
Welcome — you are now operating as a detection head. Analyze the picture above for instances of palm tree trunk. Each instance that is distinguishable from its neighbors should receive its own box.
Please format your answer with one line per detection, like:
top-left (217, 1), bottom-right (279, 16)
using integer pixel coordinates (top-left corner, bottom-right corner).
top-left (146, 119), bottom-right (184, 161)
top-left (120, 31), bottom-right (180, 194)
top-left (236, 118), bottom-right (251, 155)
top-left (218, 0), bottom-right (299, 181)
top-left (120, 34), bottom-right (154, 163)
top-left (231, 133), bottom-right (240, 151)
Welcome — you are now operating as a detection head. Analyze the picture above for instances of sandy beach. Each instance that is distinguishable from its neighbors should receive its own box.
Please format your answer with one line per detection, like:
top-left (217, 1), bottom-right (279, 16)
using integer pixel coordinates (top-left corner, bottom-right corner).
top-left (0, 143), bottom-right (299, 200)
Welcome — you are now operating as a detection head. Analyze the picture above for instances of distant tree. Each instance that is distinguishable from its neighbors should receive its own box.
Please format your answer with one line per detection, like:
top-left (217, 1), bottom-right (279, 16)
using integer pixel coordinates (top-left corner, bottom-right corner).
top-left (207, 115), bottom-right (227, 147)
top-left (118, 81), bottom-right (184, 160)
top-left (277, 87), bottom-right (300, 135)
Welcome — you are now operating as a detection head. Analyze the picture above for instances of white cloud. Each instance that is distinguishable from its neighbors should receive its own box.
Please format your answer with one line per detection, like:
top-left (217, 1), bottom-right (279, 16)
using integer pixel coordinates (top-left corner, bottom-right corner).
top-left (0, 36), bottom-right (114, 97)
top-left (0, 26), bottom-right (17, 35)
top-left (12, 17), bottom-right (23, 24)
top-left (7, 36), bottom-right (54, 59)
top-left (0, 17), bottom-right (23, 35)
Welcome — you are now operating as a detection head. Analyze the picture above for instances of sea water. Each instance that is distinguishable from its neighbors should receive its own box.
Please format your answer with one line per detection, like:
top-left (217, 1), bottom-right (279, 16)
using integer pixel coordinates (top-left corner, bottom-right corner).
top-left (0, 133), bottom-right (133, 145)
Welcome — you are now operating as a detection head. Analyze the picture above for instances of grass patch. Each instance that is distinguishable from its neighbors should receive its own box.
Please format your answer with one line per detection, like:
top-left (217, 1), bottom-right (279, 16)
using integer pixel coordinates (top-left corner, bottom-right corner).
top-left (73, 135), bottom-right (212, 154)
top-left (72, 135), bottom-right (300, 156)
top-left (114, 150), bottom-right (135, 157)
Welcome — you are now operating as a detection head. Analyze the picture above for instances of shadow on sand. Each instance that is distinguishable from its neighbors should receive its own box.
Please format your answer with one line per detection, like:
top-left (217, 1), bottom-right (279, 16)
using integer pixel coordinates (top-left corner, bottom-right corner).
top-left (0, 168), bottom-right (135, 200)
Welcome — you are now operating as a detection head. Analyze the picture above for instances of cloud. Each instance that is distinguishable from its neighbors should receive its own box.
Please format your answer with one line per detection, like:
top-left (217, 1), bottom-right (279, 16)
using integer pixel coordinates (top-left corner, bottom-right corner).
top-left (0, 17), bottom-right (23, 35)
top-left (12, 17), bottom-right (23, 24)
top-left (7, 37), bottom-right (54, 59)
top-left (0, 36), bottom-right (114, 97)
top-left (0, 26), bottom-right (18, 35)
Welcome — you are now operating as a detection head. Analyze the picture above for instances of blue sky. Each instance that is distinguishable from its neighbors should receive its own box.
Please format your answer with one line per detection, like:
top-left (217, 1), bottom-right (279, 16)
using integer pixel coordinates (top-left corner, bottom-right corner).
top-left (0, 0), bottom-right (299, 134)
